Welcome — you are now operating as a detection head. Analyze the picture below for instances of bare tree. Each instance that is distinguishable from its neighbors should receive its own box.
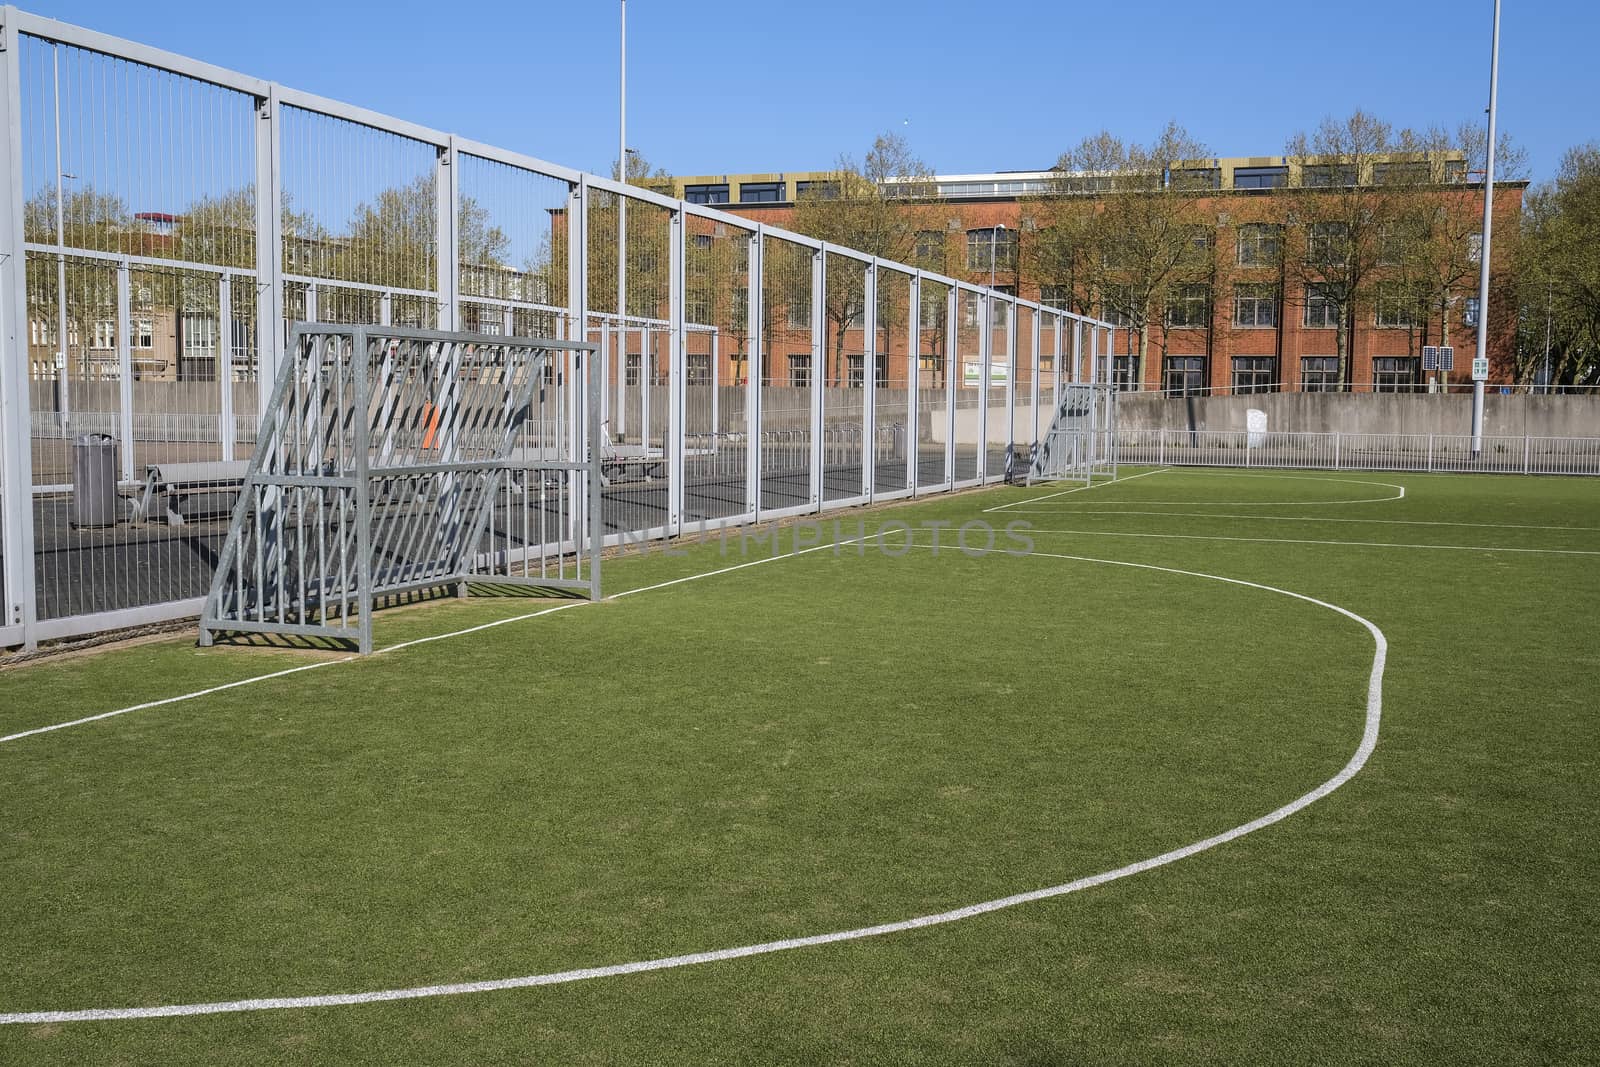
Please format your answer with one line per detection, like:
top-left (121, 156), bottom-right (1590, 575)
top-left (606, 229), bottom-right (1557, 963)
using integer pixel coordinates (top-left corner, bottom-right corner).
top-left (1034, 122), bottom-right (1217, 385)
top-left (790, 132), bottom-right (934, 385)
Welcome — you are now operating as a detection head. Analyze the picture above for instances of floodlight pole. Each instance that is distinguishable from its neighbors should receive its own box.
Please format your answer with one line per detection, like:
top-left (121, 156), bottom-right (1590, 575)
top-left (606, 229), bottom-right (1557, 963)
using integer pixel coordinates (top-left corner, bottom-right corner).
top-left (1470, 0), bottom-right (1501, 455)
top-left (617, 0), bottom-right (627, 345)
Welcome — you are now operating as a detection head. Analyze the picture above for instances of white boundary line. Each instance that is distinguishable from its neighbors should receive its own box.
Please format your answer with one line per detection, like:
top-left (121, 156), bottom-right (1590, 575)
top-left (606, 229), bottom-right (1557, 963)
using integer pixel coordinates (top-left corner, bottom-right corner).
top-left (1024, 528), bottom-right (1600, 556)
top-left (0, 546), bottom-right (1388, 1025)
top-left (1011, 510), bottom-right (1600, 533)
top-left (981, 467), bottom-right (1171, 512)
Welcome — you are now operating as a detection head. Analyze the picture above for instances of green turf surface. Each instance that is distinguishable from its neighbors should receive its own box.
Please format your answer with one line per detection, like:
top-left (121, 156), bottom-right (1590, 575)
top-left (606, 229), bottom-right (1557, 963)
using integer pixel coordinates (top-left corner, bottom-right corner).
top-left (2, 468), bottom-right (1597, 1064)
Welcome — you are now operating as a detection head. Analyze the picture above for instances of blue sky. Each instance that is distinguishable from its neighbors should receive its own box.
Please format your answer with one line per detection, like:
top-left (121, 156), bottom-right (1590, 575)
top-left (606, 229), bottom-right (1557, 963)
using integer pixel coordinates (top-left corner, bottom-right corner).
top-left (34, 0), bottom-right (1600, 184)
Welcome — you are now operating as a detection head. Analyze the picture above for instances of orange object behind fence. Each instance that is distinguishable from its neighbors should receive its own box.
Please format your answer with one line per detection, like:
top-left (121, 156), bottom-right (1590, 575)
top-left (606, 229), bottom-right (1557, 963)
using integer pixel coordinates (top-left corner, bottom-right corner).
top-left (421, 402), bottom-right (441, 449)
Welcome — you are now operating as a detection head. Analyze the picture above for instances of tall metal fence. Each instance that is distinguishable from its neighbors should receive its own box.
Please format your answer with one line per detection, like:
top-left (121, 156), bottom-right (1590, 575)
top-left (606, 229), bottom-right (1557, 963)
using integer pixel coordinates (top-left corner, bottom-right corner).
top-left (0, 8), bottom-right (1116, 650)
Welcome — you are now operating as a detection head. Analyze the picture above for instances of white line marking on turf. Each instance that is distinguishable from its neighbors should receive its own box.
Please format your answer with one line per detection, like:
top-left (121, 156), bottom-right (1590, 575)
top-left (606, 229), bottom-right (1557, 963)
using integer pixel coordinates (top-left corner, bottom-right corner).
top-left (1005, 510), bottom-right (1600, 533)
top-left (0, 546), bottom-right (1387, 1025)
top-left (0, 539), bottom-right (869, 747)
top-left (1024, 528), bottom-right (1600, 556)
top-left (1004, 472), bottom-right (1407, 510)
top-left (981, 467), bottom-right (1170, 512)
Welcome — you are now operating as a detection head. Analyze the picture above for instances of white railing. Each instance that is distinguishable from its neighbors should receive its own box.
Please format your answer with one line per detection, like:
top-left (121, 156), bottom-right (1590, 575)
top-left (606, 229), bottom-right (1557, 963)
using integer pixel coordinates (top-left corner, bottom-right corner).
top-left (1118, 429), bottom-right (1600, 476)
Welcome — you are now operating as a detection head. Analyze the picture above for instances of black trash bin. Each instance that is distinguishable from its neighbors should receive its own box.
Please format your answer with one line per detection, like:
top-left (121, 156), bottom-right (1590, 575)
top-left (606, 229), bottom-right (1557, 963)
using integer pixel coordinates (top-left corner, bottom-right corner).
top-left (70, 433), bottom-right (119, 528)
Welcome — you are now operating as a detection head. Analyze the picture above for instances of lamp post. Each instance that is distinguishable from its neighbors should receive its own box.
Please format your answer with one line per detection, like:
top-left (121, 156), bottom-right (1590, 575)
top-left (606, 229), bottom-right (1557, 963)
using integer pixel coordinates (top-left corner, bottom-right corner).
top-left (1470, 0), bottom-right (1501, 454)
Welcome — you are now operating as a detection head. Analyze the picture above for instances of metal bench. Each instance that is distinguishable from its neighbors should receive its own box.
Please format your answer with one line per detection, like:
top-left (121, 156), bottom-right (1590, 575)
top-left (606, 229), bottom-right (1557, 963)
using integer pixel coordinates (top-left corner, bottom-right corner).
top-left (131, 460), bottom-right (251, 526)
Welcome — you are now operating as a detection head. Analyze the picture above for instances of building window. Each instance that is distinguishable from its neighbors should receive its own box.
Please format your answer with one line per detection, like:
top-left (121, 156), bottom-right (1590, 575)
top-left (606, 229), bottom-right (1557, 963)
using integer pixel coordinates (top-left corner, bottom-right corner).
top-left (788, 353), bottom-right (811, 387)
top-left (1169, 167), bottom-right (1220, 189)
top-left (1234, 165), bottom-right (1288, 189)
top-left (133, 318), bottom-right (154, 349)
top-left (1303, 284), bottom-right (1341, 328)
top-left (1234, 283), bottom-right (1278, 328)
top-left (1373, 162), bottom-right (1429, 185)
top-left (846, 354), bottom-right (888, 388)
top-left (795, 180), bottom-right (839, 200)
top-left (692, 233), bottom-right (713, 249)
top-left (1166, 284), bottom-right (1209, 328)
top-left (684, 183), bottom-right (729, 205)
top-left (1040, 284), bottom-right (1072, 310)
top-left (1162, 356), bottom-right (1205, 396)
top-left (687, 354), bottom-right (712, 385)
top-left (1463, 296), bottom-right (1481, 328)
top-left (738, 181), bottom-right (785, 204)
top-left (1444, 159), bottom-right (1467, 183)
top-left (786, 292), bottom-right (811, 329)
top-left (1373, 356), bottom-right (1421, 393)
top-left (966, 228), bottom-right (1016, 272)
top-left (1305, 358), bottom-right (1344, 391)
top-left (1100, 285), bottom-right (1134, 328)
top-left (686, 292), bottom-right (711, 324)
top-left (913, 230), bottom-right (944, 266)
top-left (91, 319), bottom-right (117, 351)
top-left (1112, 355), bottom-right (1140, 391)
top-left (1375, 285), bottom-right (1415, 329)
top-left (1232, 356), bottom-right (1277, 395)
top-left (1306, 221), bottom-right (1349, 265)
top-left (1468, 232), bottom-right (1483, 265)
top-left (625, 354), bottom-right (642, 387)
top-left (1302, 164), bottom-right (1357, 187)
top-left (1237, 223), bottom-right (1281, 266)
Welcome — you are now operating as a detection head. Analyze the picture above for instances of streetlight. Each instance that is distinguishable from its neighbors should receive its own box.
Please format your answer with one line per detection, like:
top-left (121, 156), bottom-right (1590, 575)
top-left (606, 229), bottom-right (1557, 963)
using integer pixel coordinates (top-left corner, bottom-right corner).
top-left (1470, 0), bottom-right (1502, 454)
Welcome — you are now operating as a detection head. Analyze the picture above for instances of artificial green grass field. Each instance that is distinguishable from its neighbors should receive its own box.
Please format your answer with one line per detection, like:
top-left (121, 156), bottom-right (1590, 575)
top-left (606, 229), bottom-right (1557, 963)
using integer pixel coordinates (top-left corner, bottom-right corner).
top-left (1, 468), bottom-right (1596, 1064)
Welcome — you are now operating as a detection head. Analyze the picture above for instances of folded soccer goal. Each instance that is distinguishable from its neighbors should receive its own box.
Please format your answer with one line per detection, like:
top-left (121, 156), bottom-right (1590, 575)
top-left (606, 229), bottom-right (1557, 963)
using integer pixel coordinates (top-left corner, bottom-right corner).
top-left (1028, 383), bottom-right (1119, 485)
top-left (200, 325), bottom-right (602, 653)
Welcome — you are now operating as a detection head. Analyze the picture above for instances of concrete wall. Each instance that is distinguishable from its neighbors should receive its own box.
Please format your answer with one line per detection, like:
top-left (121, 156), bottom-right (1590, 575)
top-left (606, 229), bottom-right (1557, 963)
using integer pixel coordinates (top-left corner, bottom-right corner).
top-left (1115, 392), bottom-right (1600, 439)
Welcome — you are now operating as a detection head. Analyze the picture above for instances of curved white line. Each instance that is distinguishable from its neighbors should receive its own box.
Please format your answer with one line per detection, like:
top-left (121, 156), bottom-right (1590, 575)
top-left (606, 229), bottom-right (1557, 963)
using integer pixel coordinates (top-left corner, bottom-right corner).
top-left (981, 467), bottom-right (1170, 512)
top-left (0, 549), bottom-right (1386, 1025)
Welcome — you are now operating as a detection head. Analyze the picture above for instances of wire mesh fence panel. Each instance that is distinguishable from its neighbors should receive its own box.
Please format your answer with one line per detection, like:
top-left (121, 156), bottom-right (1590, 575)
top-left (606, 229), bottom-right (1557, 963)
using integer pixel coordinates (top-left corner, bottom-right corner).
top-left (279, 105), bottom-right (440, 335)
top-left (953, 288), bottom-right (982, 483)
top-left (14, 33), bottom-right (260, 626)
top-left (820, 253), bottom-right (868, 504)
top-left (683, 212), bottom-right (752, 524)
top-left (759, 235), bottom-right (816, 513)
top-left (873, 266), bottom-right (912, 496)
top-left (916, 278), bottom-right (952, 491)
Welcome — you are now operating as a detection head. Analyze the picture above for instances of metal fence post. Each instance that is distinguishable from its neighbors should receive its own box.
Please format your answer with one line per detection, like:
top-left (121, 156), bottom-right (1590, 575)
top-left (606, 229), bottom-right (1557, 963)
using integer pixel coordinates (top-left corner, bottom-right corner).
top-left (667, 204), bottom-right (684, 534)
top-left (972, 292), bottom-right (985, 479)
top-left (116, 262), bottom-right (135, 481)
top-left (1427, 433), bottom-right (1434, 472)
top-left (1524, 435), bottom-right (1531, 475)
top-left (253, 82), bottom-right (283, 414)
top-left (218, 273), bottom-right (234, 463)
top-left (862, 258), bottom-right (877, 499)
top-left (945, 283), bottom-right (957, 490)
top-left (436, 136), bottom-right (459, 331)
top-left (809, 246), bottom-right (824, 511)
top-left (1334, 430), bottom-right (1342, 470)
top-left (0, 7), bottom-right (38, 648)
top-left (1158, 427), bottom-right (1166, 467)
top-left (1030, 305), bottom-right (1042, 454)
top-left (908, 272), bottom-right (921, 494)
top-left (746, 227), bottom-right (763, 518)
